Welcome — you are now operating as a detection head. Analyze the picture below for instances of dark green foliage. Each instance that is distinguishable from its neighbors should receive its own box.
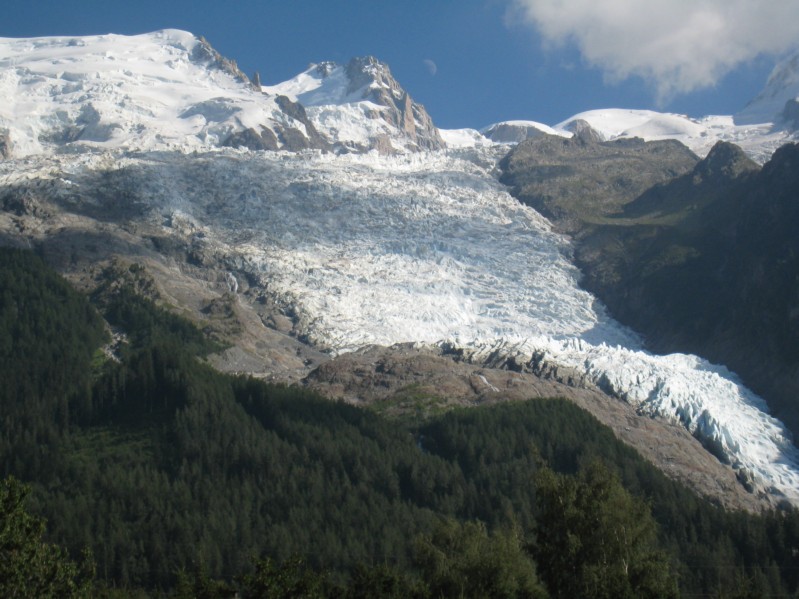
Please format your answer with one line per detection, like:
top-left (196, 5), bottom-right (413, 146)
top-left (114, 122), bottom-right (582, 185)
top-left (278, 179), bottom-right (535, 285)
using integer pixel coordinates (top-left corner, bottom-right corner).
top-left (413, 518), bottom-right (548, 599)
top-left (0, 248), bottom-right (106, 478)
top-left (344, 562), bottom-right (425, 599)
top-left (0, 476), bottom-right (94, 598)
top-left (238, 556), bottom-right (330, 599)
top-left (533, 461), bottom-right (676, 599)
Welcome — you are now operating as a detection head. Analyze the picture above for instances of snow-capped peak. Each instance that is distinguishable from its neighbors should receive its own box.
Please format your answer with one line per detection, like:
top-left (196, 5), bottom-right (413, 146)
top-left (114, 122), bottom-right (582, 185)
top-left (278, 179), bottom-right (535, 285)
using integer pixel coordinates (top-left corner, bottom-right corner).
top-left (0, 30), bottom-right (325, 156)
top-left (264, 56), bottom-right (444, 153)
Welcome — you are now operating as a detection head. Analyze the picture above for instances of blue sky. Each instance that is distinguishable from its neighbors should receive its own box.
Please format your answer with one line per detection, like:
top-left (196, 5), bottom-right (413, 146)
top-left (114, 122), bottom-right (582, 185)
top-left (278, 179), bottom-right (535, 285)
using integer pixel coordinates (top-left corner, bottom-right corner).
top-left (3, 0), bottom-right (795, 129)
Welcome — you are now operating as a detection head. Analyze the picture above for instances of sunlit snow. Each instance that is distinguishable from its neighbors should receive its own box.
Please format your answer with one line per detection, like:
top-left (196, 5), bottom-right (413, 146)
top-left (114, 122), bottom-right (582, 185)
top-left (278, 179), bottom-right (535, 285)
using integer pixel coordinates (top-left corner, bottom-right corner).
top-left (0, 30), bottom-right (295, 156)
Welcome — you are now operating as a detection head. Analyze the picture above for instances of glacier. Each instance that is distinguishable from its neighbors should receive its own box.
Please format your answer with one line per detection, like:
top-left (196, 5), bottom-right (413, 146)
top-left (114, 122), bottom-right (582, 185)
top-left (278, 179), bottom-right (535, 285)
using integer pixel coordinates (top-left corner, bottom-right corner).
top-left (15, 143), bottom-right (798, 504)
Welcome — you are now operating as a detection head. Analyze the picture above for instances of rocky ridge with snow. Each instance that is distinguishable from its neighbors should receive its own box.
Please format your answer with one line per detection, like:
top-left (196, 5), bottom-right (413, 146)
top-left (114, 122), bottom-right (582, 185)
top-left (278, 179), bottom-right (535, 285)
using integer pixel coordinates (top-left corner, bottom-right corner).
top-left (2, 30), bottom-right (799, 507)
top-left (468, 50), bottom-right (799, 164)
top-left (263, 56), bottom-right (444, 153)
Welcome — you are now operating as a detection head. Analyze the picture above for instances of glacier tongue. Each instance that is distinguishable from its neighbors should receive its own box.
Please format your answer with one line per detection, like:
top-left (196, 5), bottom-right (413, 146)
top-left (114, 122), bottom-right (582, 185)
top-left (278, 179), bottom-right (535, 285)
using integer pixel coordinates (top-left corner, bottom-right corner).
top-left (24, 145), bottom-right (799, 503)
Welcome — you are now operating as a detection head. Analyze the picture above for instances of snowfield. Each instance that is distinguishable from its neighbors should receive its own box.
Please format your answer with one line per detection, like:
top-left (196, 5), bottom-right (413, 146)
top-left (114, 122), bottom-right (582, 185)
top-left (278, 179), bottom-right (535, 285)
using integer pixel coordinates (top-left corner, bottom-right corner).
top-left (0, 30), bottom-right (299, 156)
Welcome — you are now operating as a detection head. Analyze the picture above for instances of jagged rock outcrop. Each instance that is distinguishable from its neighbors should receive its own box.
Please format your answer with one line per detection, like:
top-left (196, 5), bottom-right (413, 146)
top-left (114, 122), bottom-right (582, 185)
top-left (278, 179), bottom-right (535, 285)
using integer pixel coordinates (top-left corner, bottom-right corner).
top-left (223, 127), bottom-right (279, 151)
top-left (274, 95), bottom-right (331, 150)
top-left (562, 118), bottom-right (605, 143)
top-left (192, 35), bottom-right (255, 88)
top-left (267, 56), bottom-right (445, 153)
top-left (344, 56), bottom-right (444, 151)
top-left (781, 98), bottom-right (799, 131)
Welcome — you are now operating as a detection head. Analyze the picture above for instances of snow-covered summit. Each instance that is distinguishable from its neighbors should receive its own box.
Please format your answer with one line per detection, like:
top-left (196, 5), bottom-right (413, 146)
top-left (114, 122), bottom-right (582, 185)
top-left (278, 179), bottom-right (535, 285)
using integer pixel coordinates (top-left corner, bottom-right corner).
top-left (0, 29), bottom-right (328, 156)
top-left (456, 56), bottom-right (799, 162)
top-left (263, 56), bottom-right (444, 153)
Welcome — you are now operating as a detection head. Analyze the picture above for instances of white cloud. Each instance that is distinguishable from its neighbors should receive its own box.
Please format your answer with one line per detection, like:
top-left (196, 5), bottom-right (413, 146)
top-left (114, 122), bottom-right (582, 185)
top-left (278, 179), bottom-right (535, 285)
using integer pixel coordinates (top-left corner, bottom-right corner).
top-left (510, 0), bottom-right (799, 100)
top-left (423, 58), bottom-right (438, 76)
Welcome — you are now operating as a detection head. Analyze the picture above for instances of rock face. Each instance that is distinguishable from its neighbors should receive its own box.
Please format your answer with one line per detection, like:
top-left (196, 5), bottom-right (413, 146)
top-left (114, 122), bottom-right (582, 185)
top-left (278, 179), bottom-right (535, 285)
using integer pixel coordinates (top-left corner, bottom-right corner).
top-left (192, 35), bottom-right (255, 88)
top-left (561, 118), bottom-right (605, 143)
top-left (273, 95), bottom-right (331, 151)
top-left (343, 56), bottom-right (444, 151)
top-left (737, 51), bottom-right (799, 126)
top-left (481, 121), bottom-right (559, 143)
top-left (0, 130), bottom-right (11, 159)
top-left (264, 56), bottom-right (445, 153)
top-left (223, 127), bottom-right (280, 151)
top-left (571, 141), bottom-right (799, 444)
top-left (499, 133), bottom-right (699, 234)
top-left (781, 98), bottom-right (799, 131)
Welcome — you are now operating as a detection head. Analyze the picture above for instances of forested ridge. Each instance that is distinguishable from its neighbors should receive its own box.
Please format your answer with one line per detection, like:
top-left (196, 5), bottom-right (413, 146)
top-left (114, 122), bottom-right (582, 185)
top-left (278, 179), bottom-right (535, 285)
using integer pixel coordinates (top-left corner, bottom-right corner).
top-left (2, 247), bottom-right (799, 598)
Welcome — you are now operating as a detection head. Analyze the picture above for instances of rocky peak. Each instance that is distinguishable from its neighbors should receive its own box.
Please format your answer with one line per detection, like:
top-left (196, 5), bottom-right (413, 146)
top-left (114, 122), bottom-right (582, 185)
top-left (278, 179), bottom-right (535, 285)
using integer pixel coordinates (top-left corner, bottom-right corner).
top-left (563, 119), bottom-right (605, 143)
top-left (760, 142), bottom-right (799, 182)
top-left (693, 141), bottom-right (759, 182)
top-left (780, 99), bottom-right (799, 131)
top-left (345, 56), bottom-right (394, 96)
top-left (343, 56), bottom-right (444, 151)
top-left (192, 35), bottom-right (256, 89)
top-left (481, 121), bottom-right (558, 143)
top-left (314, 61), bottom-right (337, 77)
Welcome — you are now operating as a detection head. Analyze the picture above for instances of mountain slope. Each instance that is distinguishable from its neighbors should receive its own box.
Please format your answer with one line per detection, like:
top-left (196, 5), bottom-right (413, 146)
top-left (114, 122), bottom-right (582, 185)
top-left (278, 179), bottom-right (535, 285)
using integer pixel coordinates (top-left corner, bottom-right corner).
top-left (498, 132), bottom-right (699, 234)
top-left (573, 141), bottom-right (799, 447)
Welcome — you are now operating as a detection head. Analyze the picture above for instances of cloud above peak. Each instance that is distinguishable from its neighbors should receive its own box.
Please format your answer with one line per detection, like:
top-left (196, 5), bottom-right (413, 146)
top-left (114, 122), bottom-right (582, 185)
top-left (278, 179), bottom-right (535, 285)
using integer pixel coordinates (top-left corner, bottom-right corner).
top-left (511, 0), bottom-right (799, 100)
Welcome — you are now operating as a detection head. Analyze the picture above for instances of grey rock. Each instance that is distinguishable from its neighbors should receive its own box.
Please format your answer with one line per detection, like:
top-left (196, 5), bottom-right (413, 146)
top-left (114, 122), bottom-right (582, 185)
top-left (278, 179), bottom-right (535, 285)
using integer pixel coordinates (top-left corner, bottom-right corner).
top-left (223, 127), bottom-right (279, 151)
top-left (0, 129), bottom-right (12, 159)
top-left (781, 98), bottom-right (799, 131)
top-left (343, 56), bottom-right (444, 151)
top-left (274, 95), bottom-right (330, 150)
top-left (277, 127), bottom-right (312, 152)
top-left (564, 118), bottom-right (605, 143)
top-left (192, 36), bottom-right (254, 88)
top-left (482, 122), bottom-right (549, 144)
